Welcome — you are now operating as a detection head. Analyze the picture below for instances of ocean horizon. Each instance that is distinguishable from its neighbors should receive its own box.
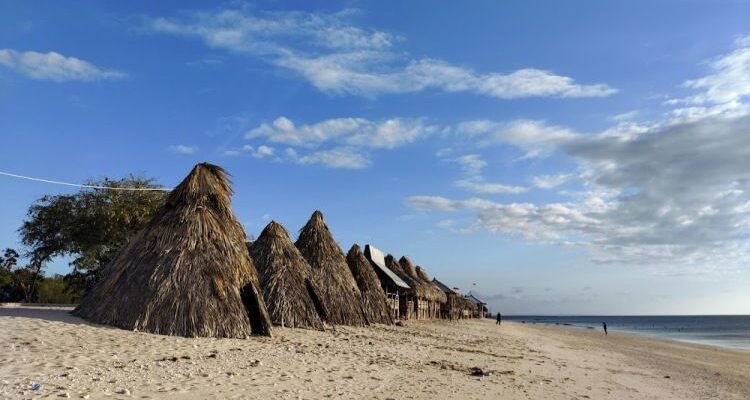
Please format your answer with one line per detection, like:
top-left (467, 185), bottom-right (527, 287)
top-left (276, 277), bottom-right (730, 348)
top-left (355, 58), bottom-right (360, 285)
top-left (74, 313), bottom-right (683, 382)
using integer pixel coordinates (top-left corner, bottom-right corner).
top-left (504, 315), bottom-right (750, 351)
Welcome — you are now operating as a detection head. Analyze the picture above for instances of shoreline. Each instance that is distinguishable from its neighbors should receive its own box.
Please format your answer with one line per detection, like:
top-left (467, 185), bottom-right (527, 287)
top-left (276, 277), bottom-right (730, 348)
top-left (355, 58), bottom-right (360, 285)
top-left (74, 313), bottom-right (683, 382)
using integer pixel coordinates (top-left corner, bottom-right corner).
top-left (510, 320), bottom-right (750, 352)
top-left (505, 315), bottom-right (750, 352)
top-left (2, 305), bottom-right (749, 399)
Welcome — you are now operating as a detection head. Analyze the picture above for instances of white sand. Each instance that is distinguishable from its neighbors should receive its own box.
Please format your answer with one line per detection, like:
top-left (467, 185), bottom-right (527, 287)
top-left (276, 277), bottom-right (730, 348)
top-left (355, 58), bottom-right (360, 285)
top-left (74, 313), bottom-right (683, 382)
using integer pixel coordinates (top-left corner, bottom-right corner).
top-left (1, 305), bottom-right (748, 399)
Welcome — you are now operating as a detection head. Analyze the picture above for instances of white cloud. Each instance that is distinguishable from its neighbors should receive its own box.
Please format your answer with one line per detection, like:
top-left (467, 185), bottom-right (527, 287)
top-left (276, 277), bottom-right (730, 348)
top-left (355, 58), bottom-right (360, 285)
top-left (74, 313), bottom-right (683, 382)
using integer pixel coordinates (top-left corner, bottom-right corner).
top-left (452, 154), bottom-right (487, 176)
top-left (408, 38), bottom-right (750, 271)
top-left (246, 116), bottom-right (436, 149)
top-left (255, 145), bottom-right (274, 158)
top-left (224, 144), bottom-right (275, 158)
top-left (680, 36), bottom-right (750, 105)
top-left (533, 174), bottom-right (573, 189)
top-left (410, 113), bottom-right (750, 269)
top-left (242, 116), bottom-right (435, 169)
top-left (150, 8), bottom-right (616, 99)
top-left (0, 49), bottom-right (125, 82)
top-left (457, 119), bottom-right (579, 158)
top-left (437, 152), bottom-right (527, 195)
top-left (168, 144), bottom-right (198, 155)
top-left (666, 36), bottom-right (750, 123)
top-left (455, 179), bottom-right (528, 194)
top-left (295, 147), bottom-right (370, 169)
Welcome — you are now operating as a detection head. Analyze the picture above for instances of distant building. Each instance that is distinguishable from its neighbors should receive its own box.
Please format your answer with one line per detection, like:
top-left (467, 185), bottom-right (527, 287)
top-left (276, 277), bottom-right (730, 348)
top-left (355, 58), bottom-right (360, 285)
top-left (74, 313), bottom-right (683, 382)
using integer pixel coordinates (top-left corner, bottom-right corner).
top-left (463, 293), bottom-right (489, 318)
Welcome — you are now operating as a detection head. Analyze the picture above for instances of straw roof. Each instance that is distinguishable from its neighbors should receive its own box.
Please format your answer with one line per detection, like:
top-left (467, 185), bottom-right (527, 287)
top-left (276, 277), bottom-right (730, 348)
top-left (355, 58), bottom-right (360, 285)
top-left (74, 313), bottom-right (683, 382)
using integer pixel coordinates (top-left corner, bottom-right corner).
top-left (398, 256), bottom-right (447, 303)
top-left (415, 266), bottom-right (430, 282)
top-left (346, 244), bottom-right (393, 325)
top-left (415, 265), bottom-right (448, 303)
top-left (295, 210), bottom-right (367, 327)
top-left (74, 163), bottom-right (272, 338)
top-left (250, 221), bottom-right (327, 329)
top-left (384, 254), bottom-right (426, 299)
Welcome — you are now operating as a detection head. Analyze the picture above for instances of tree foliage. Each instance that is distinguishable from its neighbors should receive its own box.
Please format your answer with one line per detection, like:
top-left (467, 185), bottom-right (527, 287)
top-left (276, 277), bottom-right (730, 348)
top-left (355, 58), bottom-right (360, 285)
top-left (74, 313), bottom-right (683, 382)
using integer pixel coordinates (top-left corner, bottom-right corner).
top-left (0, 248), bottom-right (42, 302)
top-left (18, 176), bottom-right (167, 295)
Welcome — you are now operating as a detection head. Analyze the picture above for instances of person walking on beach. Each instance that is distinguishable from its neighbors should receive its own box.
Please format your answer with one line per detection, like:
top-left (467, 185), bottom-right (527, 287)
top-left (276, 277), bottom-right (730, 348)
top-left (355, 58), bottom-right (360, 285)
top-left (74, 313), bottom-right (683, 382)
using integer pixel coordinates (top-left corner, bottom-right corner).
top-left (496, 313), bottom-right (502, 325)
top-left (602, 322), bottom-right (608, 335)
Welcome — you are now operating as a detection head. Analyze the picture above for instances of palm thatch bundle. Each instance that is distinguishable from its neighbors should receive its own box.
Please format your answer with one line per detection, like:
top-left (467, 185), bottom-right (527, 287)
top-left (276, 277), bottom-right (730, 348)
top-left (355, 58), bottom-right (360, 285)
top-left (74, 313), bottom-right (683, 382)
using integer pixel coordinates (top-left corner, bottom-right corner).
top-left (346, 244), bottom-right (393, 325)
top-left (250, 221), bottom-right (327, 329)
top-left (295, 211), bottom-right (367, 326)
top-left (74, 163), bottom-right (272, 338)
top-left (399, 256), bottom-right (447, 303)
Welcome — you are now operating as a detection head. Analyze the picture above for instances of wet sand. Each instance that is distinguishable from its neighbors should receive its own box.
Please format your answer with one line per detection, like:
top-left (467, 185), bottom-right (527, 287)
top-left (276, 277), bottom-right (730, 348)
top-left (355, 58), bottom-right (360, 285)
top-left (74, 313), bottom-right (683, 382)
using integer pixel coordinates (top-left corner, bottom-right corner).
top-left (1, 305), bottom-right (748, 399)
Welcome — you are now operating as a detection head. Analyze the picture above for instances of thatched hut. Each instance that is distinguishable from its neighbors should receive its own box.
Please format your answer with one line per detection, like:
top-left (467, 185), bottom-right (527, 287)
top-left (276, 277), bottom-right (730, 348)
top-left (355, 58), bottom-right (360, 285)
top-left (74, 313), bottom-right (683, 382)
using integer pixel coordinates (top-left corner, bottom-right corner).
top-left (295, 211), bottom-right (367, 327)
top-left (250, 221), bottom-right (327, 329)
top-left (414, 266), bottom-right (447, 319)
top-left (346, 244), bottom-right (393, 325)
top-left (464, 293), bottom-right (489, 318)
top-left (363, 244), bottom-right (409, 320)
top-left (385, 255), bottom-right (427, 320)
top-left (432, 278), bottom-right (473, 320)
top-left (74, 163), bottom-right (272, 338)
top-left (397, 257), bottom-right (446, 320)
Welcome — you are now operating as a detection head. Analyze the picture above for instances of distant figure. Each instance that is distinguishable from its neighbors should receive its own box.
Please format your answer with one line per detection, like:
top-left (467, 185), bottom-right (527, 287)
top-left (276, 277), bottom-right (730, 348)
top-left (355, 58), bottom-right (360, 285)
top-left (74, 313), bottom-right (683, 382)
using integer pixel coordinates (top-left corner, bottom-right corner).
top-left (602, 322), bottom-right (608, 335)
top-left (496, 313), bottom-right (502, 325)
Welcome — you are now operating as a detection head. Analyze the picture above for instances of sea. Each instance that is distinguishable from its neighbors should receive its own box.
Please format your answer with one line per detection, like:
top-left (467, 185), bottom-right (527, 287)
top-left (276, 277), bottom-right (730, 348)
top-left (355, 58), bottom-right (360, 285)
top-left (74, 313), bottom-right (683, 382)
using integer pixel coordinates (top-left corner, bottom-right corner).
top-left (504, 315), bottom-right (750, 351)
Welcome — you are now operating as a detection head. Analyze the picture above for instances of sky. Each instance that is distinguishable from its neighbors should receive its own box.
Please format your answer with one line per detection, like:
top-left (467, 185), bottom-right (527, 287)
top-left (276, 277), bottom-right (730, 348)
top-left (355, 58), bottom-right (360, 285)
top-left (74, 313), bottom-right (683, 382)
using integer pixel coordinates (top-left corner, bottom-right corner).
top-left (1, 1), bottom-right (750, 315)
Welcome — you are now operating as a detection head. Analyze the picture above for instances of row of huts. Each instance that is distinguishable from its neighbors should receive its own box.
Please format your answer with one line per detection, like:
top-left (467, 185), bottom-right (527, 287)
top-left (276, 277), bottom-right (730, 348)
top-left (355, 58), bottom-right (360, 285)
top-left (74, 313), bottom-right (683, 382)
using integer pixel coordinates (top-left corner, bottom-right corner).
top-left (73, 163), bottom-right (487, 338)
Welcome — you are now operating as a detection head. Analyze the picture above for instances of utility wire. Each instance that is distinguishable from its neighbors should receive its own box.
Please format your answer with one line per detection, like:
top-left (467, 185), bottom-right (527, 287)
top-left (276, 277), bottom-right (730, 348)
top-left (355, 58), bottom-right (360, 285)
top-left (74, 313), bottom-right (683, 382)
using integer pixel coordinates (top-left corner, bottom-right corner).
top-left (0, 171), bottom-right (172, 191)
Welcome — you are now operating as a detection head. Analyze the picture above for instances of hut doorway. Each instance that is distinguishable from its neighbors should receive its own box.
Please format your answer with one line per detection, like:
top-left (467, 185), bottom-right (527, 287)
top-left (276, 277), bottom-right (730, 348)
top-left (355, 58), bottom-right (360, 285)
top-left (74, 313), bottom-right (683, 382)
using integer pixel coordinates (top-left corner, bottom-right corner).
top-left (240, 283), bottom-right (270, 335)
top-left (305, 279), bottom-right (328, 321)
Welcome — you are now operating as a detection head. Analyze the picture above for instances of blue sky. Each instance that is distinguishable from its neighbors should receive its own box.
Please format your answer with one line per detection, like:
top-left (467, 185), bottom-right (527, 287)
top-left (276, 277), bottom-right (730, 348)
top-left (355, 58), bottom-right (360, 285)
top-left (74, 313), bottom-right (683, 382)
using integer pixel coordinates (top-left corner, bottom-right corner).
top-left (2, 1), bottom-right (750, 314)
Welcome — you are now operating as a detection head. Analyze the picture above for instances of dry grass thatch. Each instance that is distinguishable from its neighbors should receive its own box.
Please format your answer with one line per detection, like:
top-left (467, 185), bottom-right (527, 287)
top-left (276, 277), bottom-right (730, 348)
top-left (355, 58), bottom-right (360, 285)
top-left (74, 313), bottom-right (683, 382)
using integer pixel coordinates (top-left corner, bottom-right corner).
top-left (399, 257), bottom-right (447, 303)
top-left (415, 265), bottom-right (448, 303)
top-left (250, 221), bottom-right (327, 330)
top-left (74, 163), bottom-right (272, 338)
top-left (384, 254), bottom-right (425, 298)
top-left (346, 244), bottom-right (393, 325)
top-left (295, 211), bottom-right (367, 327)
top-left (415, 266), bottom-right (430, 281)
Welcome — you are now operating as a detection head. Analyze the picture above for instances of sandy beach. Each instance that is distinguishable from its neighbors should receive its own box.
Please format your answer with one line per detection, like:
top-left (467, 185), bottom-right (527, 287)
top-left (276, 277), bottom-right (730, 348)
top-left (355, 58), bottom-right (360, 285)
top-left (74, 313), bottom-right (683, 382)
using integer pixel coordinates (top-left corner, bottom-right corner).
top-left (1, 305), bottom-right (748, 400)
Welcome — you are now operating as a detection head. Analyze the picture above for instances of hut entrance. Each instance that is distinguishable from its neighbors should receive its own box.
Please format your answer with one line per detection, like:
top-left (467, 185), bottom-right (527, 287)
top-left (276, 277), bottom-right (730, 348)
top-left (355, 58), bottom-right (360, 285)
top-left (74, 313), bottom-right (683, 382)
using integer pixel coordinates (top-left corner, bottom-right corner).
top-left (305, 279), bottom-right (328, 321)
top-left (240, 283), bottom-right (270, 335)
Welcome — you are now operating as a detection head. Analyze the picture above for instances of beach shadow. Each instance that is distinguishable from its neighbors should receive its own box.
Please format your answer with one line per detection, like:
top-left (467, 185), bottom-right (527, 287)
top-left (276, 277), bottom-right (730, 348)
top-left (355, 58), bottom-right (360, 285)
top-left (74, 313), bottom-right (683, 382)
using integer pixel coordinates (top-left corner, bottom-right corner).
top-left (0, 306), bottom-right (91, 326)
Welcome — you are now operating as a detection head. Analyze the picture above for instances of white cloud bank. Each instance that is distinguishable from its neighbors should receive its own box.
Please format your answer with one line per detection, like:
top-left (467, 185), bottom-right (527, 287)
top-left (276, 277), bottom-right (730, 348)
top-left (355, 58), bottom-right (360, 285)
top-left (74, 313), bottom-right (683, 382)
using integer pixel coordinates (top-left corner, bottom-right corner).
top-left (238, 116), bottom-right (435, 169)
top-left (150, 8), bottom-right (616, 99)
top-left (409, 37), bottom-right (750, 271)
top-left (0, 49), bottom-right (125, 82)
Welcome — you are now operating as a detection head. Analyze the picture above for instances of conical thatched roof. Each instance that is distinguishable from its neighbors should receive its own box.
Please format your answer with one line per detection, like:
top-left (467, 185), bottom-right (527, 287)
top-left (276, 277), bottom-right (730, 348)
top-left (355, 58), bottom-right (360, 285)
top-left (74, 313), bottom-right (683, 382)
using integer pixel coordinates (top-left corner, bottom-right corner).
top-left (399, 256), bottom-right (447, 303)
top-left (346, 244), bottom-right (393, 325)
top-left (415, 265), bottom-right (448, 303)
top-left (415, 266), bottom-right (430, 282)
top-left (295, 211), bottom-right (367, 327)
top-left (385, 254), bottom-right (426, 298)
top-left (250, 221), bottom-right (327, 329)
top-left (74, 163), bottom-right (272, 338)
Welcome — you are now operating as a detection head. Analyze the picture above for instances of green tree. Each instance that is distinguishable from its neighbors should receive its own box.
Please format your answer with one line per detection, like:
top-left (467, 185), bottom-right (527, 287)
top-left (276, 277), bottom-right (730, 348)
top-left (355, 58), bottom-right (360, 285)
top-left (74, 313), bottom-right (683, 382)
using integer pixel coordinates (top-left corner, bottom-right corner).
top-left (19, 176), bottom-right (167, 296)
top-left (0, 247), bottom-right (42, 302)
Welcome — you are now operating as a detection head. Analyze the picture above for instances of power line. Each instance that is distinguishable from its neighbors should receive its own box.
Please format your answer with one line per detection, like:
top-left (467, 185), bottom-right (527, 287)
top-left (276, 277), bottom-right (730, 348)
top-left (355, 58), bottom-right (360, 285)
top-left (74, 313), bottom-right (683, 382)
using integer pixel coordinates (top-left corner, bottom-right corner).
top-left (0, 171), bottom-right (172, 191)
